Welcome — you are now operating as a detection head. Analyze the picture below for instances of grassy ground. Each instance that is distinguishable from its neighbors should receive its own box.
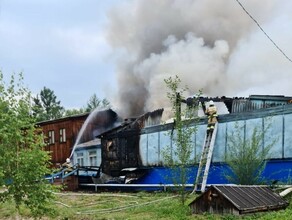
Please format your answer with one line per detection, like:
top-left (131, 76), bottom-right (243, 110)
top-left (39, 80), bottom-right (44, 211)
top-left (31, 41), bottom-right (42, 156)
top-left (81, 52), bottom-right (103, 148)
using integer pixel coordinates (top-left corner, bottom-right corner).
top-left (1, 190), bottom-right (292, 220)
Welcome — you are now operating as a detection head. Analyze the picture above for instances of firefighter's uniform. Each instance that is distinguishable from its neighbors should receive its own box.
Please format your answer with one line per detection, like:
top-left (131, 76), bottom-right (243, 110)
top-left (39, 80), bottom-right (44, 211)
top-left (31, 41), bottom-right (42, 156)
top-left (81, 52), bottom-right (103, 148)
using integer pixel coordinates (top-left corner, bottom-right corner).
top-left (205, 101), bottom-right (218, 132)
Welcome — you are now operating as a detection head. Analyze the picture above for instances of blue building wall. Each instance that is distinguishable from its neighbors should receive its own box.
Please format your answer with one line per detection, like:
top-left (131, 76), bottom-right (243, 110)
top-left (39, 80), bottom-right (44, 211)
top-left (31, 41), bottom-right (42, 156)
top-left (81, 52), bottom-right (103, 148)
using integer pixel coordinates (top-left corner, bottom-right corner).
top-left (139, 104), bottom-right (292, 165)
top-left (132, 160), bottom-right (292, 185)
top-left (75, 103), bottom-right (292, 185)
top-left (136, 104), bottom-right (292, 184)
top-left (73, 145), bottom-right (101, 167)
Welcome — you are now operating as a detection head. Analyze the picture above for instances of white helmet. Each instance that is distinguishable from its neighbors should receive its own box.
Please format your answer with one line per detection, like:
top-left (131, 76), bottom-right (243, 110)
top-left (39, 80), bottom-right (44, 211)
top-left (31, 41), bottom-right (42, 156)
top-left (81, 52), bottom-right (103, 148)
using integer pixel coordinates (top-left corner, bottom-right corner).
top-left (209, 100), bottom-right (214, 105)
top-left (66, 158), bottom-right (70, 163)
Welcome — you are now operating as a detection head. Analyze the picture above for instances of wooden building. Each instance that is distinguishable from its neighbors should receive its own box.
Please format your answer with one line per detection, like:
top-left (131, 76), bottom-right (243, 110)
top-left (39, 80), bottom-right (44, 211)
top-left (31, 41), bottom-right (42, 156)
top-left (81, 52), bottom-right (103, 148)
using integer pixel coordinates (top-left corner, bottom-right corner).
top-left (189, 185), bottom-right (289, 215)
top-left (37, 113), bottom-right (89, 167)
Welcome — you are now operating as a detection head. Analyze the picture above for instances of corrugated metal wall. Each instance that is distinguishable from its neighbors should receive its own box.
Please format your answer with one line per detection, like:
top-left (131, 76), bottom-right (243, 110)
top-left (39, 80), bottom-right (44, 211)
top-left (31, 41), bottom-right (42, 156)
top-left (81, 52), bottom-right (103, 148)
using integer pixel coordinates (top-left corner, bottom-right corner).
top-left (139, 104), bottom-right (292, 166)
top-left (231, 99), bottom-right (288, 113)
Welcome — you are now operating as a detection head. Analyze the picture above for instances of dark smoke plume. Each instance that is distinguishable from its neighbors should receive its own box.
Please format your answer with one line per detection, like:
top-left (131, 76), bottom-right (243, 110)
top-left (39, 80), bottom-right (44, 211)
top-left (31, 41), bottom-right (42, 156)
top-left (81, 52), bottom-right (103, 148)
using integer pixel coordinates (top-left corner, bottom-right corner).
top-left (106, 0), bottom-right (292, 117)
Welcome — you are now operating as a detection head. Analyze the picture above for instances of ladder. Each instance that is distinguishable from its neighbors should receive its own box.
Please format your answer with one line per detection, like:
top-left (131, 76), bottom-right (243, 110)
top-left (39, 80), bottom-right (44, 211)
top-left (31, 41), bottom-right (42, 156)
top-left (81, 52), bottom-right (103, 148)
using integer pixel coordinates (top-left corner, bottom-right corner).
top-left (193, 122), bottom-right (218, 193)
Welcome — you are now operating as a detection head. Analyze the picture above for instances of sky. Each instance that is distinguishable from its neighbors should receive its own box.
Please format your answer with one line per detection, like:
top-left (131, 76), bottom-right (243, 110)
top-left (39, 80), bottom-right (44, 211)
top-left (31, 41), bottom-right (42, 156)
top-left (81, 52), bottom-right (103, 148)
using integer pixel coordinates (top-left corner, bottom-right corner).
top-left (0, 0), bottom-right (119, 109)
top-left (1, 0), bottom-right (292, 117)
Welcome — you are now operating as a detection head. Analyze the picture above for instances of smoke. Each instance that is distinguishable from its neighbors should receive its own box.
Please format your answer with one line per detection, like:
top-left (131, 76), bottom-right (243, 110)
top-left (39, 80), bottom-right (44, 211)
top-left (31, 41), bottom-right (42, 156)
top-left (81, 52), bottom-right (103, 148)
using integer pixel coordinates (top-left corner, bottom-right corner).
top-left (106, 0), bottom-right (292, 117)
top-left (69, 108), bottom-right (122, 158)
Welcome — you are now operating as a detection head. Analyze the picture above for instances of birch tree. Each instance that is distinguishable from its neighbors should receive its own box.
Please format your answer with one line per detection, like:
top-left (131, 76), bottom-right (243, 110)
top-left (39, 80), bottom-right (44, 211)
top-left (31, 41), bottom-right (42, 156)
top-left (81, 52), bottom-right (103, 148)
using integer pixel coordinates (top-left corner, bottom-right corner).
top-left (163, 75), bottom-right (201, 204)
top-left (0, 72), bottom-right (56, 217)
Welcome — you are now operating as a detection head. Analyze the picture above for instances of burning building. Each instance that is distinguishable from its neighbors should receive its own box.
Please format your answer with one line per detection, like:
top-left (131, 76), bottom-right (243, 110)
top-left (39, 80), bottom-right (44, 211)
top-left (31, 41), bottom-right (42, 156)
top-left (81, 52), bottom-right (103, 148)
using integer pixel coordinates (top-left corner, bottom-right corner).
top-left (73, 94), bottom-right (292, 187)
top-left (45, 94), bottom-right (292, 194)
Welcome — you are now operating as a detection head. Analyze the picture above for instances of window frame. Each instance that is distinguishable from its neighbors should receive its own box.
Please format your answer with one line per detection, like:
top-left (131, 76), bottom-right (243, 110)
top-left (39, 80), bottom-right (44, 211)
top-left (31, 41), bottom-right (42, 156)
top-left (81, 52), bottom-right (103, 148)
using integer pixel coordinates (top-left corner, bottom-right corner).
top-left (59, 128), bottom-right (66, 143)
top-left (88, 150), bottom-right (97, 166)
top-left (76, 152), bottom-right (84, 166)
top-left (48, 130), bottom-right (55, 145)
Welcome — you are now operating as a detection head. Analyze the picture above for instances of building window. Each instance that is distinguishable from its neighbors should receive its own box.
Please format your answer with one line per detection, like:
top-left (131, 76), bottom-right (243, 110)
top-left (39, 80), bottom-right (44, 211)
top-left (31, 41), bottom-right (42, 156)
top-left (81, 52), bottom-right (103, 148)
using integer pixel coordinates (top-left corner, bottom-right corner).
top-left (59, 128), bottom-right (66, 143)
top-left (48, 130), bottom-right (55, 144)
top-left (76, 152), bottom-right (84, 166)
top-left (89, 151), bottom-right (97, 166)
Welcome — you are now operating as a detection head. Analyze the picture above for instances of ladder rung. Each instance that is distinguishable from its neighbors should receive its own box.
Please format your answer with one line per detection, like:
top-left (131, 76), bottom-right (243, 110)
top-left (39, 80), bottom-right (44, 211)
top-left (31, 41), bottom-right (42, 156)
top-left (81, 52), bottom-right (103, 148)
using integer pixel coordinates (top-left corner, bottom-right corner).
top-left (194, 123), bottom-right (218, 193)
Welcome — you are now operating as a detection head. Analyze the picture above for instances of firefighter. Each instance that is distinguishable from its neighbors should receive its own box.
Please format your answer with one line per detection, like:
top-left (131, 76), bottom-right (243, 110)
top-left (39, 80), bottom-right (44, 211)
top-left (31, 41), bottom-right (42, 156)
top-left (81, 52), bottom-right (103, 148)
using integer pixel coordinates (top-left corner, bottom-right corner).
top-left (205, 100), bottom-right (218, 134)
top-left (62, 158), bottom-right (73, 172)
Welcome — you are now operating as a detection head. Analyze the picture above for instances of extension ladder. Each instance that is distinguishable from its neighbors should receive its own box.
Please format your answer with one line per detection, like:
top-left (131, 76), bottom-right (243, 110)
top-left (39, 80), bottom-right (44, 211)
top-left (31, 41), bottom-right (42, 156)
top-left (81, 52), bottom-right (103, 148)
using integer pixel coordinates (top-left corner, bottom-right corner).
top-left (193, 122), bottom-right (218, 193)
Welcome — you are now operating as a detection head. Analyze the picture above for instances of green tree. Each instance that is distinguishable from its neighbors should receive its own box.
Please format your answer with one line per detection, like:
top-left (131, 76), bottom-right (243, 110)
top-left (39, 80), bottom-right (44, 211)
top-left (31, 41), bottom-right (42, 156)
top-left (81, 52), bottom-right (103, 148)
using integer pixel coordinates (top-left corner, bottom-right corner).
top-left (32, 94), bottom-right (46, 120)
top-left (32, 87), bottom-right (64, 121)
top-left (64, 107), bottom-right (86, 117)
top-left (85, 93), bottom-right (110, 112)
top-left (225, 122), bottom-right (275, 185)
top-left (0, 72), bottom-right (56, 217)
top-left (163, 75), bottom-right (201, 204)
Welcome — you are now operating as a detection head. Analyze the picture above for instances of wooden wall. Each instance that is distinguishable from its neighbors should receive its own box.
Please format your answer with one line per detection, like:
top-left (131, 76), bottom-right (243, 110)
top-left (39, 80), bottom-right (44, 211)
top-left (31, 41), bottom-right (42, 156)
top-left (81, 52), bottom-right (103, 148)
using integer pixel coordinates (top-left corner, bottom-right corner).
top-left (37, 114), bottom-right (88, 167)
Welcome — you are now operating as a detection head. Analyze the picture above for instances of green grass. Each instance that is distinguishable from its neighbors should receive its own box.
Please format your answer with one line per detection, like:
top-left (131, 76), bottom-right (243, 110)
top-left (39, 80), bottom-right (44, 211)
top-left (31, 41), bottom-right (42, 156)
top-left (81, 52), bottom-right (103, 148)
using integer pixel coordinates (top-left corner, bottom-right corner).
top-left (0, 190), bottom-right (292, 220)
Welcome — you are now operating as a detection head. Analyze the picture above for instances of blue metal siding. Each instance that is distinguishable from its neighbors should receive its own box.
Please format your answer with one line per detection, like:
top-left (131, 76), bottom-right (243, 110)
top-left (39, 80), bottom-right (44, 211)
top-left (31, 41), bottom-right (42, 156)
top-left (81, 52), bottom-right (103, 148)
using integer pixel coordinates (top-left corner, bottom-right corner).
top-left (245, 118), bottom-right (262, 140)
top-left (213, 123), bottom-right (227, 162)
top-left (265, 115), bottom-right (283, 159)
top-left (194, 124), bottom-right (206, 162)
top-left (139, 134), bottom-right (148, 165)
top-left (171, 130), bottom-right (179, 163)
top-left (190, 132), bottom-right (196, 163)
top-left (132, 160), bottom-right (292, 185)
top-left (159, 130), bottom-right (171, 165)
top-left (284, 114), bottom-right (292, 158)
top-left (139, 105), bottom-right (292, 166)
top-left (148, 132), bottom-right (159, 165)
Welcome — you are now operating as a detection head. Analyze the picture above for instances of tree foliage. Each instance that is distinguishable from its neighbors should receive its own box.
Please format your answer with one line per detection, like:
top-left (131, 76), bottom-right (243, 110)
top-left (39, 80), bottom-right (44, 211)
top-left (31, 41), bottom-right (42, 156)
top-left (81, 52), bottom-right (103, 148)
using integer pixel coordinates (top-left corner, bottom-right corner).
top-left (64, 107), bottom-right (86, 117)
top-left (64, 93), bottom-right (111, 116)
top-left (32, 88), bottom-right (111, 119)
top-left (32, 87), bottom-right (64, 121)
top-left (225, 122), bottom-right (275, 185)
top-left (163, 75), bottom-right (201, 204)
top-left (85, 93), bottom-right (111, 112)
top-left (0, 72), bottom-right (56, 217)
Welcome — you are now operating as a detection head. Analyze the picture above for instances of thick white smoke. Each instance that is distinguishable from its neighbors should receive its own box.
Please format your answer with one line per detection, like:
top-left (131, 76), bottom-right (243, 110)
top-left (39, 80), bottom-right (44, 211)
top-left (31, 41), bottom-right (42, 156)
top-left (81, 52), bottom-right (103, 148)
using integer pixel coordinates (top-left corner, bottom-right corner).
top-left (106, 0), bottom-right (292, 117)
